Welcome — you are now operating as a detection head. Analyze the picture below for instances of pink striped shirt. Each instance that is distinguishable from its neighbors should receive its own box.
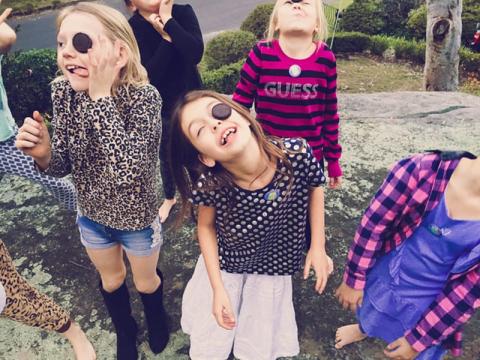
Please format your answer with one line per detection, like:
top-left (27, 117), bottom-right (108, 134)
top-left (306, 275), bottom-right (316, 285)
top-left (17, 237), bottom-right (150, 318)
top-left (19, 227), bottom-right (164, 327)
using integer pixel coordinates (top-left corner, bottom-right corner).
top-left (233, 40), bottom-right (342, 178)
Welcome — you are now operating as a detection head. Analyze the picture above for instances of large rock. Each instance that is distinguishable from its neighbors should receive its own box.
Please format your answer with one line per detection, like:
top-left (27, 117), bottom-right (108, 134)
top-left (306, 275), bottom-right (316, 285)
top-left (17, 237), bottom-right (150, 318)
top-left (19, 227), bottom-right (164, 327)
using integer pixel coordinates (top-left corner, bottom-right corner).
top-left (0, 92), bottom-right (478, 359)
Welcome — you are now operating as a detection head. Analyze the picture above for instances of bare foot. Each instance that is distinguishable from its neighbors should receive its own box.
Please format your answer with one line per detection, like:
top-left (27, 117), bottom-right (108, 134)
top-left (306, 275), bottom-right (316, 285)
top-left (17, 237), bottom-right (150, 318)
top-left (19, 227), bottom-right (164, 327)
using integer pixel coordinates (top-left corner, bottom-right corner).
top-left (158, 198), bottom-right (177, 223)
top-left (62, 322), bottom-right (96, 360)
top-left (335, 324), bottom-right (367, 349)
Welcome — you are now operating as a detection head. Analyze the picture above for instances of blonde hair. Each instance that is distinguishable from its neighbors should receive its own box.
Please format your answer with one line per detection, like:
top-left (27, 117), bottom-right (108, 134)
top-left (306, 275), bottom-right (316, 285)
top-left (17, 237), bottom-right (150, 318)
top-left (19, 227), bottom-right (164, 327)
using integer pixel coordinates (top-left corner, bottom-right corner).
top-left (55, 2), bottom-right (148, 91)
top-left (266, 0), bottom-right (328, 42)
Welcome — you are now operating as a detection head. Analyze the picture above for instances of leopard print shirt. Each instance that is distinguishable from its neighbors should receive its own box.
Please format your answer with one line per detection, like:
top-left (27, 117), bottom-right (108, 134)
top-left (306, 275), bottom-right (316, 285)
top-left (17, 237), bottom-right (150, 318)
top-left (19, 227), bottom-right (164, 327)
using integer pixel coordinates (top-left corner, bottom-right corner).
top-left (46, 79), bottom-right (162, 231)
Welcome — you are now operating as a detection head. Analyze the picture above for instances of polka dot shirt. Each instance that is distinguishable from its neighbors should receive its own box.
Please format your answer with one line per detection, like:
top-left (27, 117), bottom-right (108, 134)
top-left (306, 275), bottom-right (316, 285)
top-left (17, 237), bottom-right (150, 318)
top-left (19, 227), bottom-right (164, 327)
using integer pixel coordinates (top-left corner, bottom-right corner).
top-left (191, 138), bottom-right (326, 275)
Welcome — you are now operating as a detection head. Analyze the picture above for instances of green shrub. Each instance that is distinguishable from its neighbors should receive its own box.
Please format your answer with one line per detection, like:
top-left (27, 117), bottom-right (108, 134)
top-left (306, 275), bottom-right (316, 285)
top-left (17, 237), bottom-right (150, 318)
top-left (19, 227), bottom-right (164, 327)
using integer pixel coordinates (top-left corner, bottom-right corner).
top-left (406, 4), bottom-right (427, 40)
top-left (240, 3), bottom-right (274, 40)
top-left (329, 32), bottom-right (371, 53)
top-left (340, 0), bottom-right (385, 35)
top-left (459, 47), bottom-right (480, 77)
top-left (204, 30), bottom-right (256, 71)
top-left (382, 0), bottom-right (421, 37)
top-left (389, 37), bottom-right (425, 63)
top-left (369, 35), bottom-right (391, 55)
top-left (2, 48), bottom-right (57, 126)
top-left (201, 60), bottom-right (243, 94)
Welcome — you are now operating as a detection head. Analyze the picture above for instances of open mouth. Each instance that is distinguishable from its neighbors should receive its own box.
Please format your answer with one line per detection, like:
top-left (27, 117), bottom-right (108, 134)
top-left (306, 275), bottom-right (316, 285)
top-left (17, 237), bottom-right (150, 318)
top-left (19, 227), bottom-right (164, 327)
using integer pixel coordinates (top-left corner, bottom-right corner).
top-left (65, 65), bottom-right (88, 77)
top-left (221, 127), bottom-right (237, 145)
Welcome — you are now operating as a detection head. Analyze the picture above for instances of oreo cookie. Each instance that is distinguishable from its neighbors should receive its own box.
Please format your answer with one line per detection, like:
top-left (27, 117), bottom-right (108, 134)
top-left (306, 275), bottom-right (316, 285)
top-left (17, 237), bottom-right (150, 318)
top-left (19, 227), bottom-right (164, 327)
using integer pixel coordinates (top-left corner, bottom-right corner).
top-left (212, 103), bottom-right (232, 120)
top-left (72, 32), bottom-right (93, 54)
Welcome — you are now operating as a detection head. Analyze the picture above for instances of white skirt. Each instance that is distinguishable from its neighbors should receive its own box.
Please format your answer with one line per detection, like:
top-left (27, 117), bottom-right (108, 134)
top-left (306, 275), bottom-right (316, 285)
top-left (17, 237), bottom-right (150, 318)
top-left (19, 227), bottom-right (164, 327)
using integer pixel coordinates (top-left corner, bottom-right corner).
top-left (181, 256), bottom-right (299, 360)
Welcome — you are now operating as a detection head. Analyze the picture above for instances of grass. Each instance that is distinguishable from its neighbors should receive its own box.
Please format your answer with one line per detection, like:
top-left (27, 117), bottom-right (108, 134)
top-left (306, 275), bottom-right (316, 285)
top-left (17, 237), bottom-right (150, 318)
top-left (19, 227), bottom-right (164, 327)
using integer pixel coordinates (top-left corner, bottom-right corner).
top-left (336, 54), bottom-right (480, 96)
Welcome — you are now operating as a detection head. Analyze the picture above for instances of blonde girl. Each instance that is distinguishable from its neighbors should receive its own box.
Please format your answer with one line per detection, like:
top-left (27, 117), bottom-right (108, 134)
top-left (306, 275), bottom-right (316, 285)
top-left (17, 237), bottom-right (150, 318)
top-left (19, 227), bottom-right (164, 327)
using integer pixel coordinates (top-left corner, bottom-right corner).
top-left (233, 0), bottom-right (342, 189)
top-left (16, 3), bottom-right (168, 359)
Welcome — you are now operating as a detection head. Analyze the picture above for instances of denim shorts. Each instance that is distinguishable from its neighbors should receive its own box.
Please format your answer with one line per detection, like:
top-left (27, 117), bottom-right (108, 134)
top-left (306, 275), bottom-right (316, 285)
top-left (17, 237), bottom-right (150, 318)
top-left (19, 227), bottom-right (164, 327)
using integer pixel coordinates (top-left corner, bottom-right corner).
top-left (77, 215), bottom-right (163, 257)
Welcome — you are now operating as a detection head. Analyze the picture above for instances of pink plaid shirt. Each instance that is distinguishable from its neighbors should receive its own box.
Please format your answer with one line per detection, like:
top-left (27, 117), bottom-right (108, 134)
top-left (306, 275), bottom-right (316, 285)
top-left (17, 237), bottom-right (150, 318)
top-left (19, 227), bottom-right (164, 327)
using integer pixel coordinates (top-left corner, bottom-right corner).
top-left (343, 151), bottom-right (479, 355)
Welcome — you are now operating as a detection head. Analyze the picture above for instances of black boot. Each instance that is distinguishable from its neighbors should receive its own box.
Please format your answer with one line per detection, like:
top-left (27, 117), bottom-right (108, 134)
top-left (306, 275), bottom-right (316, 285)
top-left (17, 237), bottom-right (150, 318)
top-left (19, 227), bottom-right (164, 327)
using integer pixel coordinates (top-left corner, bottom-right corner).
top-left (139, 269), bottom-right (170, 354)
top-left (100, 281), bottom-right (138, 360)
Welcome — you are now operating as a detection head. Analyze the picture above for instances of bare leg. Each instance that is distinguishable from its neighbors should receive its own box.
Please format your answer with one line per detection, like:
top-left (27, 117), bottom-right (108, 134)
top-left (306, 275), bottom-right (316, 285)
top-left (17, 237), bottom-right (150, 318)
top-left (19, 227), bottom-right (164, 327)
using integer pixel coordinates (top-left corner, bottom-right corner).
top-left (158, 198), bottom-right (177, 223)
top-left (335, 324), bottom-right (367, 349)
top-left (126, 249), bottom-right (161, 293)
top-left (85, 245), bottom-right (126, 292)
top-left (62, 322), bottom-right (96, 360)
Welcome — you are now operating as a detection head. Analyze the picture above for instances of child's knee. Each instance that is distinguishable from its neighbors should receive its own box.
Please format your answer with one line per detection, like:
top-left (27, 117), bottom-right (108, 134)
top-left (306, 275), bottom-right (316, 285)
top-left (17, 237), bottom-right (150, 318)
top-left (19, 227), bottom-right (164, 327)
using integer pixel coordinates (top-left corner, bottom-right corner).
top-left (101, 272), bottom-right (127, 292)
top-left (133, 274), bottom-right (160, 294)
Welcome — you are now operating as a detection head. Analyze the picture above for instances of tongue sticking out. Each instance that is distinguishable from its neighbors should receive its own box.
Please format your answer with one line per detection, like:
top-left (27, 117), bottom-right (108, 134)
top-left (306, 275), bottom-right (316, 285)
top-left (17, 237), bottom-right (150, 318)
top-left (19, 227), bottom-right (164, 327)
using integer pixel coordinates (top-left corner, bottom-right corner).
top-left (73, 67), bottom-right (89, 77)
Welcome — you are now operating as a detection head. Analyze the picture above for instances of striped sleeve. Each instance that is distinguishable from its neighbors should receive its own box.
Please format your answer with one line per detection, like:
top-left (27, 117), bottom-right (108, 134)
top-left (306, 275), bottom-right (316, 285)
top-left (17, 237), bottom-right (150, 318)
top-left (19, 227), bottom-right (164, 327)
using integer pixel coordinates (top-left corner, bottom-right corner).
top-left (405, 265), bottom-right (480, 354)
top-left (233, 43), bottom-right (262, 109)
top-left (343, 156), bottom-right (421, 289)
top-left (321, 48), bottom-right (342, 177)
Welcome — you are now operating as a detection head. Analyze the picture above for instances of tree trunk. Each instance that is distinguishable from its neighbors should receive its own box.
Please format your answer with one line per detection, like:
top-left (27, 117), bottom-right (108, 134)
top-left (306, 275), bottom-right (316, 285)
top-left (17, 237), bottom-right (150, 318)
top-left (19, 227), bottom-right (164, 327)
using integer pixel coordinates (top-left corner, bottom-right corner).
top-left (424, 0), bottom-right (462, 91)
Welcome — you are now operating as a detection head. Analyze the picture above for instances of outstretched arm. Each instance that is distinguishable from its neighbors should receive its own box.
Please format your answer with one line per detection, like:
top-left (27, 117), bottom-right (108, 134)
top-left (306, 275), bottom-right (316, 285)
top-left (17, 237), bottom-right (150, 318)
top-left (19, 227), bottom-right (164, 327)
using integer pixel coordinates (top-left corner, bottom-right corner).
top-left (0, 6), bottom-right (15, 54)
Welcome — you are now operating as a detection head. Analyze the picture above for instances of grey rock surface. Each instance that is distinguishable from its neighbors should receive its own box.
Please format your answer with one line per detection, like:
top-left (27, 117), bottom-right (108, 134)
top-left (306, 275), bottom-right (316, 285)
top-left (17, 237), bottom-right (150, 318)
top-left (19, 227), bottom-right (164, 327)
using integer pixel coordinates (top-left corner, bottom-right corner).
top-left (0, 91), bottom-right (479, 359)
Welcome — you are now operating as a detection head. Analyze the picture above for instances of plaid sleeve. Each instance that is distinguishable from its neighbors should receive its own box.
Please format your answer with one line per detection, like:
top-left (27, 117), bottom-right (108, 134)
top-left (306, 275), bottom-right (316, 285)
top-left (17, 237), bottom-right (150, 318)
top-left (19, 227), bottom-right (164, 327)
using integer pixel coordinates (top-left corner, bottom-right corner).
top-left (343, 156), bottom-right (422, 289)
top-left (405, 265), bottom-right (480, 354)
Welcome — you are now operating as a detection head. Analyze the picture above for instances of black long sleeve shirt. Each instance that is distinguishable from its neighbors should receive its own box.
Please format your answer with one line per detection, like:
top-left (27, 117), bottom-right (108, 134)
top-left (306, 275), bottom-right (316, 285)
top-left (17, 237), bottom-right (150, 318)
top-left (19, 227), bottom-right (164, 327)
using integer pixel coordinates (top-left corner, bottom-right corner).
top-left (129, 4), bottom-right (204, 117)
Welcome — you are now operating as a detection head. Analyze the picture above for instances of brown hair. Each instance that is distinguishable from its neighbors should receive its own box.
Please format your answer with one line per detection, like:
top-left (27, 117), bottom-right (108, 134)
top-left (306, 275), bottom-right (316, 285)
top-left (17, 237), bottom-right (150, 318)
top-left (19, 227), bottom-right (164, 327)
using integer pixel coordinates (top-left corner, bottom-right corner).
top-left (168, 90), bottom-right (294, 225)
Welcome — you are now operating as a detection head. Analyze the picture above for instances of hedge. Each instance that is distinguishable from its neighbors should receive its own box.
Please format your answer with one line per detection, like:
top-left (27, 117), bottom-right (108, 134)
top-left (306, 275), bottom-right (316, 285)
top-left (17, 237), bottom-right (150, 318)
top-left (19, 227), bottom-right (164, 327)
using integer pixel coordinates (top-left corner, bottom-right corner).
top-left (204, 30), bottom-right (256, 71)
top-left (328, 32), bottom-right (371, 53)
top-left (201, 60), bottom-right (243, 94)
top-left (2, 48), bottom-right (58, 126)
top-left (240, 3), bottom-right (274, 40)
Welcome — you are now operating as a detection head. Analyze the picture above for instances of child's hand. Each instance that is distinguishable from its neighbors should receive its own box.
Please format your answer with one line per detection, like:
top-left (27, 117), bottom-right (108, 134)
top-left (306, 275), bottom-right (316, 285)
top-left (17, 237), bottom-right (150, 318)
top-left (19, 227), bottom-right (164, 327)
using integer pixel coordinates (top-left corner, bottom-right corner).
top-left (87, 36), bottom-right (124, 101)
top-left (328, 176), bottom-right (342, 189)
top-left (335, 281), bottom-right (364, 312)
top-left (212, 287), bottom-right (236, 330)
top-left (147, 13), bottom-right (172, 42)
top-left (15, 111), bottom-right (51, 169)
top-left (159, 0), bottom-right (173, 24)
top-left (0, 5), bottom-right (12, 25)
top-left (303, 250), bottom-right (333, 294)
top-left (384, 337), bottom-right (418, 359)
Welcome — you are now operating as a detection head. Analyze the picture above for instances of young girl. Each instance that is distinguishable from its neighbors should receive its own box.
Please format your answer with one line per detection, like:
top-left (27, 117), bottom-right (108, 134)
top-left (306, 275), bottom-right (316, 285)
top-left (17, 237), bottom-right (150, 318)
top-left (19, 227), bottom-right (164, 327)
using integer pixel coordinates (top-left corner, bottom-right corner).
top-left (169, 90), bottom-right (333, 360)
top-left (0, 4), bottom-right (76, 211)
top-left (335, 151), bottom-right (480, 359)
top-left (16, 3), bottom-right (168, 358)
top-left (0, 238), bottom-right (95, 359)
top-left (125, 0), bottom-right (204, 222)
top-left (233, 0), bottom-right (342, 189)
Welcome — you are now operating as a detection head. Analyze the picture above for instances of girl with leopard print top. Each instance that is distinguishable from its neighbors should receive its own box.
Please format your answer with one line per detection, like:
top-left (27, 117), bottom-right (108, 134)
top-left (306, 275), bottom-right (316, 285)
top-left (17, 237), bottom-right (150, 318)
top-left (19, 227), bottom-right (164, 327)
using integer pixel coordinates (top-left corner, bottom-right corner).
top-left (16, 3), bottom-right (169, 358)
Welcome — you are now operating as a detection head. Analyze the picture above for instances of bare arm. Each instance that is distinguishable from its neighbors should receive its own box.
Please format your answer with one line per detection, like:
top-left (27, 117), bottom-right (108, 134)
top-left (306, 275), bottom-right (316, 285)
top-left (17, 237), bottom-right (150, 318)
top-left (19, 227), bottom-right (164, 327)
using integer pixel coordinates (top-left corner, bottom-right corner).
top-left (304, 186), bottom-right (333, 294)
top-left (0, 7), bottom-right (15, 54)
top-left (197, 205), bottom-right (223, 291)
top-left (197, 205), bottom-right (236, 330)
